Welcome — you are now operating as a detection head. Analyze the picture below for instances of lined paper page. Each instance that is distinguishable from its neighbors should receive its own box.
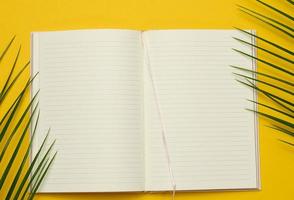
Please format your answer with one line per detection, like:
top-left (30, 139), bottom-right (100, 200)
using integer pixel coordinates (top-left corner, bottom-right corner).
top-left (31, 30), bottom-right (144, 192)
top-left (143, 30), bottom-right (259, 191)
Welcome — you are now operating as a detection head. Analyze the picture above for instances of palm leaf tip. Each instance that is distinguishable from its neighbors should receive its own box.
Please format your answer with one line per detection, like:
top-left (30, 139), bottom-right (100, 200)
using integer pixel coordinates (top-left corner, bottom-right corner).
top-left (234, 72), bottom-right (294, 95)
top-left (231, 65), bottom-right (294, 86)
top-left (256, 0), bottom-right (294, 21)
top-left (29, 151), bottom-right (57, 199)
top-left (233, 37), bottom-right (294, 64)
top-left (238, 5), bottom-right (294, 37)
top-left (278, 139), bottom-right (294, 146)
top-left (246, 109), bottom-right (294, 129)
top-left (0, 36), bottom-right (16, 64)
top-left (267, 125), bottom-right (294, 137)
top-left (233, 27), bottom-right (294, 55)
top-left (232, 48), bottom-right (294, 76)
top-left (1, 45), bottom-right (21, 93)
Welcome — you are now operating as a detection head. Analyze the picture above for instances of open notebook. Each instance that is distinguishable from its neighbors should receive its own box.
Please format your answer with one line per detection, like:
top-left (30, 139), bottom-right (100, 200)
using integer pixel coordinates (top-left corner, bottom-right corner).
top-left (31, 29), bottom-right (260, 192)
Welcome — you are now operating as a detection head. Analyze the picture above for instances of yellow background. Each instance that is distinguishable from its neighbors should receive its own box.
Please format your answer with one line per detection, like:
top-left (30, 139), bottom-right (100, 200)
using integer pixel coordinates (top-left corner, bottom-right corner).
top-left (0, 0), bottom-right (293, 199)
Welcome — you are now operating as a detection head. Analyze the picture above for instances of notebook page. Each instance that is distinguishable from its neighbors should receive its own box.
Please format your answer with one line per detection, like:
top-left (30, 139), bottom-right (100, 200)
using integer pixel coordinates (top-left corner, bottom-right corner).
top-left (143, 30), bottom-right (259, 191)
top-left (31, 30), bottom-right (144, 192)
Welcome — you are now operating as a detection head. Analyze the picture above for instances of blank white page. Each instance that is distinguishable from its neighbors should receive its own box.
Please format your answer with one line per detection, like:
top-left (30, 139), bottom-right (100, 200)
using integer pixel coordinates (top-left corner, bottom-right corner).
top-left (31, 30), bottom-right (144, 192)
top-left (143, 30), bottom-right (259, 191)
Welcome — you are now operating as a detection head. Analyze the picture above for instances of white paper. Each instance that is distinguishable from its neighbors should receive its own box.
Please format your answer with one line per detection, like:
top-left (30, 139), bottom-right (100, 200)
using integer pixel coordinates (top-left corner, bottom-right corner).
top-left (143, 30), bottom-right (259, 191)
top-left (32, 29), bottom-right (145, 192)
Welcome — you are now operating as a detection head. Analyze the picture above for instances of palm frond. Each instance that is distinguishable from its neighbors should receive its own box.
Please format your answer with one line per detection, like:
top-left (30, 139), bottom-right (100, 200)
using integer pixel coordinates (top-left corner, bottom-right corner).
top-left (248, 99), bottom-right (293, 119)
top-left (0, 104), bottom-right (38, 191)
top-left (279, 140), bottom-right (294, 146)
top-left (230, 65), bottom-right (294, 86)
top-left (20, 139), bottom-right (56, 200)
top-left (5, 111), bottom-right (40, 200)
top-left (233, 48), bottom-right (293, 75)
top-left (0, 37), bottom-right (56, 199)
top-left (0, 61), bottom-right (30, 103)
top-left (234, 28), bottom-right (293, 55)
top-left (236, 79), bottom-right (294, 113)
top-left (233, 37), bottom-right (294, 64)
top-left (239, 6), bottom-right (294, 37)
top-left (0, 77), bottom-right (39, 144)
top-left (246, 109), bottom-right (294, 129)
top-left (238, 5), bottom-right (294, 32)
top-left (28, 152), bottom-right (57, 200)
top-left (286, 0), bottom-right (294, 6)
top-left (234, 72), bottom-right (294, 95)
top-left (1, 46), bottom-right (21, 94)
top-left (0, 36), bottom-right (15, 64)
top-left (268, 125), bottom-right (294, 137)
top-left (15, 129), bottom-right (50, 200)
top-left (235, 1), bottom-right (293, 145)
top-left (0, 96), bottom-right (39, 162)
top-left (256, 0), bottom-right (294, 21)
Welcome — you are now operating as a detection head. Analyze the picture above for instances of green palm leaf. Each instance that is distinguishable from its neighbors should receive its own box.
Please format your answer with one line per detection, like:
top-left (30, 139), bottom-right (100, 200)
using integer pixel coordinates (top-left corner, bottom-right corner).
top-left (269, 125), bottom-right (294, 137)
top-left (0, 61), bottom-right (30, 103)
top-left (1, 46), bottom-right (21, 94)
top-left (5, 111), bottom-right (40, 200)
top-left (0, 103), bottom-right (38, 191)
top-left (234, 73), bottom-right (294, 95)
top-left (238, 5), bottom-right (294, 32)
top-left (0, 36), bottom-right (15, 65)
top-left (248, 99), bottom-right (293, 119)
top-left (235, 1), bottom-right (294, 145)
top-left (234, 27), bottom-right (293, 55)
top-left (232, 48), bottom-right (293, 76)
top-left (0, 37), bottom-right (56, 199)
top-left (239, 6), bottom-right (294, 38)
top-left (28, 152), bottom-right (57, 200)
top-left (286, 0), bottom-right (294, 6)
top-left (233, 37), bottom-right (294, 64)
top-left (279, 140), bottom-right (294, 146)
top-left (230, 65), bottom-right (293, 86)
top-left (237, 79), bottom-right (294, 113)
top-left (257, 0), bottom-right (294, 21)
top-left (246, 109), bottom-right (293, 129)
